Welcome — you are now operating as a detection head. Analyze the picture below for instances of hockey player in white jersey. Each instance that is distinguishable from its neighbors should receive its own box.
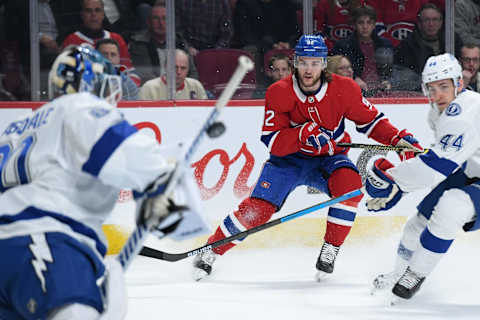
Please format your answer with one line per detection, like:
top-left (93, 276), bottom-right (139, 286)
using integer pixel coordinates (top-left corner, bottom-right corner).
top-left (364, 53), bottom-right (480, 300)
top-left (0, 45), bottom-right (187, 319)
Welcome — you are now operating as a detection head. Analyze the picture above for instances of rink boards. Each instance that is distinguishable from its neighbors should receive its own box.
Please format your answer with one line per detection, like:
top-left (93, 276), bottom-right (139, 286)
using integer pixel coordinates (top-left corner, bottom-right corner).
top-left (0, 99), bottom-right (436, 253)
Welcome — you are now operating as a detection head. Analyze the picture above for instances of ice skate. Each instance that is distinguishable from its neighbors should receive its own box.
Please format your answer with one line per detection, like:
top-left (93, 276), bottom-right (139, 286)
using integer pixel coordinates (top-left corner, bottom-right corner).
top-left (315, 242), bottom-right (340, 281)
top-left (370, 271), bottom-right (403, 295)
top-left (192, 250), bottom-right (218, 281)
top-left (391, 267), bottom-right (425, 300)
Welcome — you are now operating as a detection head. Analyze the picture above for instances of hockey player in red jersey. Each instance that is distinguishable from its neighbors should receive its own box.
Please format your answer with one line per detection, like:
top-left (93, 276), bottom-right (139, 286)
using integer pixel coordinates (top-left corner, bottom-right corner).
top-left (193, 34), bottom-right (422, 281)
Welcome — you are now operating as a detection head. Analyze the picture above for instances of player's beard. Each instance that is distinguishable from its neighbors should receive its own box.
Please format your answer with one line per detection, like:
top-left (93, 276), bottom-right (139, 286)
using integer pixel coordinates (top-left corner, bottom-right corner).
top-left (298, 73), bottom-right (322, 92)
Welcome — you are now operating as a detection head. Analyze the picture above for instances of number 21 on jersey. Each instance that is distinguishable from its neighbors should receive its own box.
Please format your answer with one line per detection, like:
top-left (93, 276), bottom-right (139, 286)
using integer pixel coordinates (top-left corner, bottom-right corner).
top-left (0, 134), bottom-right (36, 192)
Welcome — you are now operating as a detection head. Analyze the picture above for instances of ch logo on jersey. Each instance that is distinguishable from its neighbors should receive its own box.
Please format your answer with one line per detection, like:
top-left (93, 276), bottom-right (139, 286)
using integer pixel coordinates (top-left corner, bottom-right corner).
top-left (261, 181), bottom-right (271, 189)
top-left (331, 25), bottom-right (353, 41)
top-left (445, 103), bottom-right (462, 116)
top-left (388, 22), bottom-right (414, 41)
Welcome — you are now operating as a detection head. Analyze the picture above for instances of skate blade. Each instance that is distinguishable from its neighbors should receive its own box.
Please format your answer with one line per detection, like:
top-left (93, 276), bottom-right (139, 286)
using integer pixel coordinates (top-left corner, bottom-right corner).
top-left (314, 270), bottom-right (329, 282)
top-left (193, 268), bottom-right (209, 282)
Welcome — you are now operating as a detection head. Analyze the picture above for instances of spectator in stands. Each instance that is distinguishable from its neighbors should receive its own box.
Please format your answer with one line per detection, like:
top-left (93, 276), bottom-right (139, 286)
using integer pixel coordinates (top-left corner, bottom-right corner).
top-left (4, 0), bottom-right (62, 99)
top-left (455, 0), bottom-right (480, 47)
top-left (332, 5), bottom-right (392, 96)
top-left (96, 38), bottom-right (139, 100)
top-left (460, 43), bottom-right (480, 92)
top-left (139, 49), bottom-right (207, 100)
top-left (175, 0), bottom-right (233, 56)
top-left (366, 0), bottom-right (426, 47)
top-left (62, 0), bottom-right (140, 86)
top-left (101, 0), bottom-right (143, 42)
top-left (314, 0), bottom-right (365, 48)
top-left (233, 0), bottom-right (300, 86)
top-left (394, 3), bottom-right (463, 90)
top-left (327, 55), bottom-right (354, 78)
top-left (252, 53), bottom-right (293, 98)
top-left (129, 0), bottom-right (198, 85)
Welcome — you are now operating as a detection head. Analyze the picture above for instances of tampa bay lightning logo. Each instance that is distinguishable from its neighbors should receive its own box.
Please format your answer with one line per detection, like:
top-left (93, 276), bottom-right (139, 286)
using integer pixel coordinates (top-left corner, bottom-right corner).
top-left (445, 103), bottom-right (461, 116)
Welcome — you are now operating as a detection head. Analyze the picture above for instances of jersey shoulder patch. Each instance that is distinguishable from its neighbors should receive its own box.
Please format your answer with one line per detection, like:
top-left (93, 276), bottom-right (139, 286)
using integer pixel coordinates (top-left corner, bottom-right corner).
top-left (445, 103), bottom-right (462, 117)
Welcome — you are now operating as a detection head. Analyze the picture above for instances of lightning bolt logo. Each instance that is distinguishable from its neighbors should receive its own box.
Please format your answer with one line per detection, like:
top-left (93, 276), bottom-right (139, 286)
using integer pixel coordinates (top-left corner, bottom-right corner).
top-left (29, 234), bottom-right (53, 293)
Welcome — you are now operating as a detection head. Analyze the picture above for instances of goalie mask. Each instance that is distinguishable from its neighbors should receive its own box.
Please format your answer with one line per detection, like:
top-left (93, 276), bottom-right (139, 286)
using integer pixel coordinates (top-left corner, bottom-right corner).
top-left (421, 53), bottom-right (463, 98)
top-left (49, 44), bottom-right (122, 106)
top-left (294, 34), bottom-right (328, 69)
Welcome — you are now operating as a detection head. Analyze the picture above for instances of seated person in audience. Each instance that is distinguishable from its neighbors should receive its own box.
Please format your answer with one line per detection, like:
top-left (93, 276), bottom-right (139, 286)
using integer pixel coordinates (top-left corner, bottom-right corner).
top-left (314, 0), bottom-right (366, 47)
top-left (394, 3), bottom-right (463, 91)
top-left (175, 0), bottom-right (234, 56)
top-left (96, 38), bottom-right (139, 100)
top-left (253, 53), bottom-right (293, 98)
top-left (455, 0), bottom-right (480, 47)
top-left (366, 0), bottom-right (427, 47)
top-left (460, 43), bottom-right (480, 92)
top-left (326, 55), bottom-right (354, 78)
top-left (139, 49), bottom-right (207, 100)
top-left (332, 5), bottom-right (392, 96)
top-left (62, 0), bottom-right (140, 86)
top-left (129, 0), bottom-right (198, 85)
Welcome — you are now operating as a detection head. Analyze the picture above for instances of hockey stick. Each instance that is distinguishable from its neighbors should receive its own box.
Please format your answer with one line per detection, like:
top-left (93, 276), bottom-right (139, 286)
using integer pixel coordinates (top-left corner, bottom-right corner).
top-left (117, 56), bottom-right (254, 270)
top-left (139, 188), bottom-right (364, 262)
top-left (337, 142), bottom-right (423, 153)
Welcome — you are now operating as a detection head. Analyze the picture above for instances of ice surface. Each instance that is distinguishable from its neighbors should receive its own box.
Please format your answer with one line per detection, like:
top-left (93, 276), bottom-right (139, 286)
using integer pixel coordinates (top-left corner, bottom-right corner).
top-left (125, 231), bottom-right (480, 320)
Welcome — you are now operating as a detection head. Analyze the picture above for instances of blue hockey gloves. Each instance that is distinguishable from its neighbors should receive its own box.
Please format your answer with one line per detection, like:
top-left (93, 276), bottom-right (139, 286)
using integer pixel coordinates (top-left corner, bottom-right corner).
top-left (365, 158), bottom-right (403, 211)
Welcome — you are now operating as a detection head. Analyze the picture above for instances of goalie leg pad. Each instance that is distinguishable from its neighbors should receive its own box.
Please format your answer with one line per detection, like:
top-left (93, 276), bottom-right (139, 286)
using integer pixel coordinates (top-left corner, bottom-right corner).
top-left (325, 168), bottom-right (363, 246)
top-left (209, 197), bottom-right (276, 255)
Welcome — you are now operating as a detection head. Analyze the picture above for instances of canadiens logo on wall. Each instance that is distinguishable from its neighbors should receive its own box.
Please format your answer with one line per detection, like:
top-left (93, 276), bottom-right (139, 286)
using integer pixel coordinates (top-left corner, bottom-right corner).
top-left (261, 181), bottom-right (271, 189)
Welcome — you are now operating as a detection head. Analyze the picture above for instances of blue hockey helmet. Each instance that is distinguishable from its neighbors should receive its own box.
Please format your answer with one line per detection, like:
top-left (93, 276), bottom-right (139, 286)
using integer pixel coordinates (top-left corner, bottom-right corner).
top-left (294, 34), bottom-right (328, 69)
top-left (49, 44), bottom-right (122, 106)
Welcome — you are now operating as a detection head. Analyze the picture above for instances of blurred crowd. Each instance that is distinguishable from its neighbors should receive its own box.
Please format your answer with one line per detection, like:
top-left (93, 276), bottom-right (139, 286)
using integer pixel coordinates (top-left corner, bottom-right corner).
top-left (0, 0), bottom-right (479, 101)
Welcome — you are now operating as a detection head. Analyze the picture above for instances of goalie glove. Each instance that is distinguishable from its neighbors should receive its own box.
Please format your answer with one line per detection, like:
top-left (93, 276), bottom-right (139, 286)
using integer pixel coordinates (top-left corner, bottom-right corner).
top-left (136, 170), bottom-right (187, 237)
top-left (365, 158), bottom-right (403, 212)
top-left (391, 129), bottom-right (423, 161)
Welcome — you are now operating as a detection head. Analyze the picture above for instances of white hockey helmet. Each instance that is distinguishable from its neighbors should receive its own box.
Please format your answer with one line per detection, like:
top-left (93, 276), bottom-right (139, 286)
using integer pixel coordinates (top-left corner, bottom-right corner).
top-left (48, 44), bottom-right (122, 106)
top-left (421, 53), bottom-right (463, 96)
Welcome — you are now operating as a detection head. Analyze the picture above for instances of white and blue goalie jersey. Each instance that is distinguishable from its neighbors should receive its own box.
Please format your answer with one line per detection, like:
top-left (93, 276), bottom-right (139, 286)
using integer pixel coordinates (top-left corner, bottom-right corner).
top-left (389, 90), bottom-right (480, 191)
top-left (0, 92), bottom-right (171, 259)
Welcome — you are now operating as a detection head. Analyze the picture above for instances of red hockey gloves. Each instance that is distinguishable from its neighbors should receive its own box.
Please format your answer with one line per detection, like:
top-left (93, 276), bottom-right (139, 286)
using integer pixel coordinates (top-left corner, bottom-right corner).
top-left (391, 129), bottom-right (423, 161)
top-left (365, 158), bottom-right (403, 212)
top-left (299, 122), bottom-right (336, 155)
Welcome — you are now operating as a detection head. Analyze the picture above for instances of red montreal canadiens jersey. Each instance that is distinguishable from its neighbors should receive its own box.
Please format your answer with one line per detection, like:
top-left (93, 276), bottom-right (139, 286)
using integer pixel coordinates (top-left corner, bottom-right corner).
top-left (261, 73), bottom-right (400, 157)
top-left (315, 0), bottom-right (367, 43)
top-left (367, 0), bottom-right (427, 46)
top-left (62, 30), bottom-right (141, 86)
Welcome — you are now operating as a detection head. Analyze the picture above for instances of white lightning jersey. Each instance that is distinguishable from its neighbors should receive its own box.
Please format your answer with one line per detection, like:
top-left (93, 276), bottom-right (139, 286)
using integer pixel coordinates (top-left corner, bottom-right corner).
top-left (0, 92), bottom-right (171, 259)
top-left (389, 89), bottom-right (480, 192)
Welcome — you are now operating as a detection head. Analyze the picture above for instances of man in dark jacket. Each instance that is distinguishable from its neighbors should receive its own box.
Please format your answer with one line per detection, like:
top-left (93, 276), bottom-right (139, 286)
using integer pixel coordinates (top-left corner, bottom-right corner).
top-left (394, 3), bottom-right (463, 91)
top-left (332, 5), bottom-right (393, 96)
top-left (128, 1), bottom-right (198, 85)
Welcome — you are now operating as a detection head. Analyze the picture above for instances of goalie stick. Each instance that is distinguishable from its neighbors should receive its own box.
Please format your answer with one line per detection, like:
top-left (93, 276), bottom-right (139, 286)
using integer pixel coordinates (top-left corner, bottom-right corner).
top-left (117, 56), bottom-right (254, 270)
top-left (139, 188), bottom-right (364, 262)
